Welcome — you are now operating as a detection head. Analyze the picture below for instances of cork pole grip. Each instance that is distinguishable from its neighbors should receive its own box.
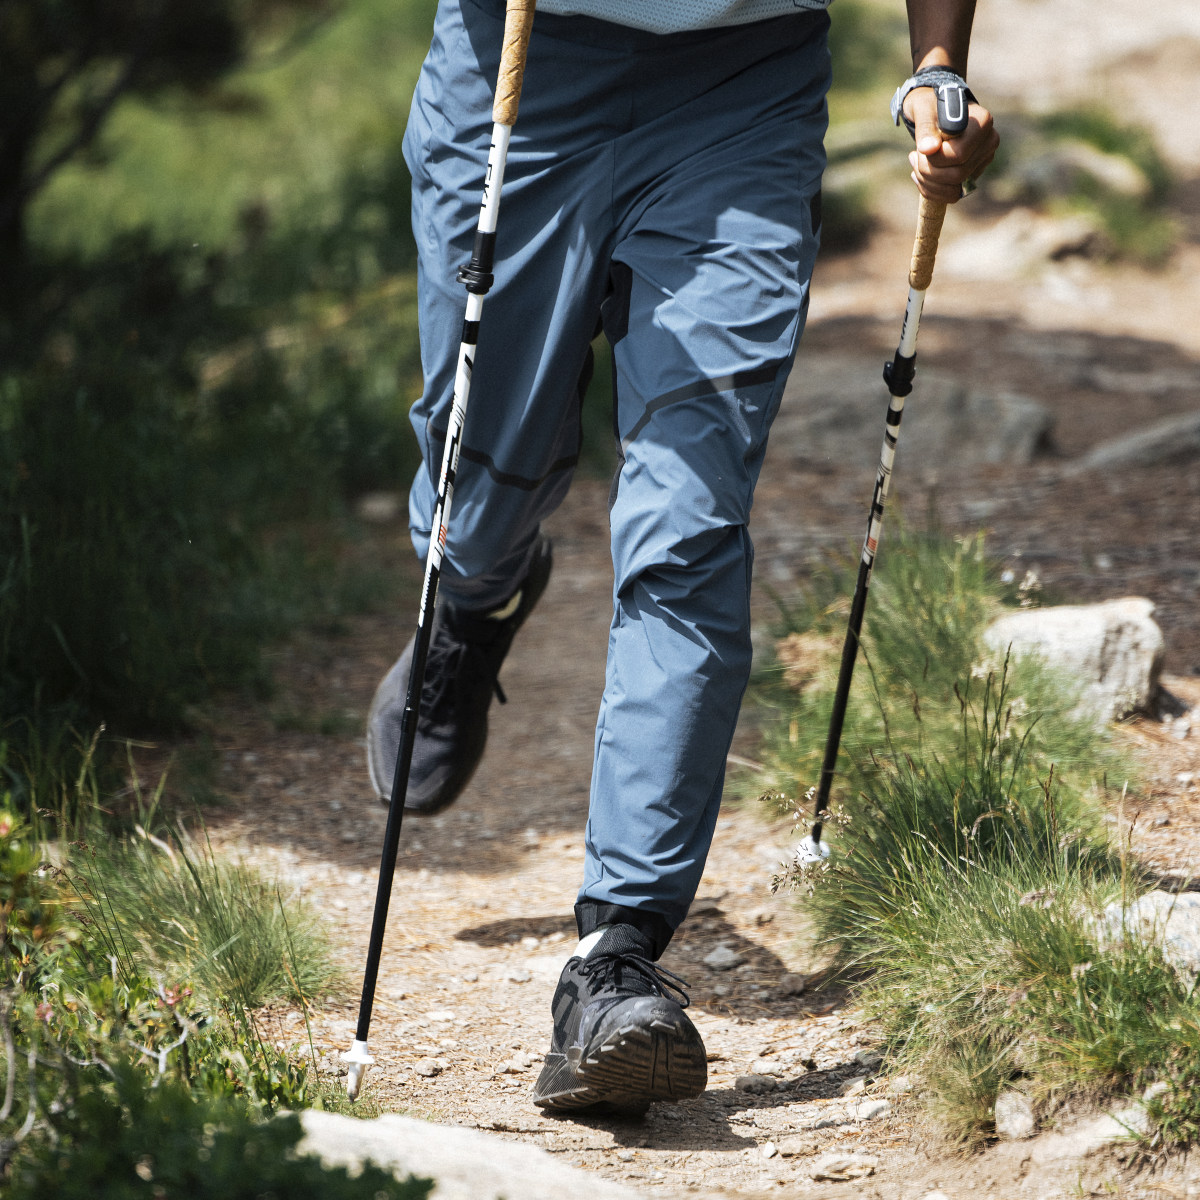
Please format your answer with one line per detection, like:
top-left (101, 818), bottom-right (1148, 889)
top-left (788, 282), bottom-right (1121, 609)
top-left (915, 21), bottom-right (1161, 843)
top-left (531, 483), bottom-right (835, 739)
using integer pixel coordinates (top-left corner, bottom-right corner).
top-left (493, 0), bottom-right (536, 126)
top-left (908, 196), bottom-right (948, 291)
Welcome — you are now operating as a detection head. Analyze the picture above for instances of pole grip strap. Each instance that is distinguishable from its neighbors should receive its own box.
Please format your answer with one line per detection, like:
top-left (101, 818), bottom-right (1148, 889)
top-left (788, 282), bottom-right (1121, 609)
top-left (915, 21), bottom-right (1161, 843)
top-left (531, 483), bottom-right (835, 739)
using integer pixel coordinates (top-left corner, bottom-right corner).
top-left (494, 0), bottom-right (536, 126)
top-left (908, 196), bottom-right (947, 291)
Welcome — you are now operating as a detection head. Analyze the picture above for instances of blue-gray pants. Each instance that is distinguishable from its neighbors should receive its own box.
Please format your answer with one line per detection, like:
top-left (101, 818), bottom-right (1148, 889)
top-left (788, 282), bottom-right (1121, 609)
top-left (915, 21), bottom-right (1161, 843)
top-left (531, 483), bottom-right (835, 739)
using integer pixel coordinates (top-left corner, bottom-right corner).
top-left (403, 0), bottom-right (830, 949)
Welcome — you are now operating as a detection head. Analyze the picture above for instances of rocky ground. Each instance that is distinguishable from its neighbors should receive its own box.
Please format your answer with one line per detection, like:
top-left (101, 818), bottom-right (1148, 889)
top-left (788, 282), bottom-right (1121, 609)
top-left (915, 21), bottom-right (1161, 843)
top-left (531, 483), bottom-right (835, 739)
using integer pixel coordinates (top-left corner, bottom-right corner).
top-left (173, 6), bottom-right (1200, 1197)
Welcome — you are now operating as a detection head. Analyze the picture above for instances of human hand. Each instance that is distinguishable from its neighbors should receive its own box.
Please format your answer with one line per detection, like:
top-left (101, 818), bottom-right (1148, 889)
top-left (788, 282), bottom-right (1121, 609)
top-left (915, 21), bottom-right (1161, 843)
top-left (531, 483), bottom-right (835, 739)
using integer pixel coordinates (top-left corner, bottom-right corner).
top-left (904, 85), bottom-right (999, 203)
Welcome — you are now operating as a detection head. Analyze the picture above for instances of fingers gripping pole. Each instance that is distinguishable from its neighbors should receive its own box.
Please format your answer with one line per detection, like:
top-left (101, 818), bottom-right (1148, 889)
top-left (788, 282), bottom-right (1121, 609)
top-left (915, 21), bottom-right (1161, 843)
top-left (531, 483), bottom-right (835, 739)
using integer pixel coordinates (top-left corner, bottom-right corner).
top-left (344, 0), bottom-right (536, 1102)
top-left (808, 196), bottom-right (948, 853)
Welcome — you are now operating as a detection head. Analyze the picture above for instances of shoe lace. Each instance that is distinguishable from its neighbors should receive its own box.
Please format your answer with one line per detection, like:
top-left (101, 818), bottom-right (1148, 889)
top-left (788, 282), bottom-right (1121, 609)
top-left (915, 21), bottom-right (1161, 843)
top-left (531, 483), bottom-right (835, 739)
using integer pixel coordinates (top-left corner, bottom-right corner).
top-left (579, 949), bottom-right (691, 1009)
top-left (421, 626), bottom-right (507, 719)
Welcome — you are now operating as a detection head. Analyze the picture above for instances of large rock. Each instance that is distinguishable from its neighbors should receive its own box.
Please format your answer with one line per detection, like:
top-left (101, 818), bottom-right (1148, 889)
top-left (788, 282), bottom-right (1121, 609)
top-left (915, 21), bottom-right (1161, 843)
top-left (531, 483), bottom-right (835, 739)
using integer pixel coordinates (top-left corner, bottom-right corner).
top-left (1092, 891), bottom-right (1200, 982)
top-left (983, 598), bottom-right (1164, 722)
top-left (298, 1111), bottom-right (644, 1200)
top-left (777, 357), bottom-right (1053, 471)
top-left (1067, 410), bottom-right (1200, 473)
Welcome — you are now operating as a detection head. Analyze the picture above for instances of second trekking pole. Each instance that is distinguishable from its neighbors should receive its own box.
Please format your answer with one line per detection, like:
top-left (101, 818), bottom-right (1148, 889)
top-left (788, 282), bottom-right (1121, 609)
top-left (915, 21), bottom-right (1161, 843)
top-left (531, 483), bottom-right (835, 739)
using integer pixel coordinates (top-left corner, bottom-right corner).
top-left (797, 180), bottom-right (956, 864)
top-left (343, 0), bottom-right (537, 1100)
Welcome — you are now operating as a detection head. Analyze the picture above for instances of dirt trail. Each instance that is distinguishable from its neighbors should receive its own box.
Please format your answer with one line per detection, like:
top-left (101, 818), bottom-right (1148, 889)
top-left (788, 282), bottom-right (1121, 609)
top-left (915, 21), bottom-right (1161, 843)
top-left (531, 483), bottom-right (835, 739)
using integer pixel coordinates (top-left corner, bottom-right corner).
top-left (195, 11), bottom-right (1200, 1196)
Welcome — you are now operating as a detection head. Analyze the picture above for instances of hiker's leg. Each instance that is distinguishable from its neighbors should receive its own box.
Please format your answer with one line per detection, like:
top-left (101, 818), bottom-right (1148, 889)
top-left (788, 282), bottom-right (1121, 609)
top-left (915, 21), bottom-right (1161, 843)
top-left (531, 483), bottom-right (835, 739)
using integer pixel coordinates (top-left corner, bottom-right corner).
top-left (576, 10), bottom-right (831, 951)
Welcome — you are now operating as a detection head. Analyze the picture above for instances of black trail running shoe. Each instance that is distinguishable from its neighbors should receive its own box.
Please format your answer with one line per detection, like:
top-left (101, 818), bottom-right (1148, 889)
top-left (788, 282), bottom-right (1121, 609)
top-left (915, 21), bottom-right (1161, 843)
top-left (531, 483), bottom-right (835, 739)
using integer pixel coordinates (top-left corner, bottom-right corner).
top-left (366, 536), bottom-right (553, 815)
top-left (532, 924), bottom-right (707, 1114)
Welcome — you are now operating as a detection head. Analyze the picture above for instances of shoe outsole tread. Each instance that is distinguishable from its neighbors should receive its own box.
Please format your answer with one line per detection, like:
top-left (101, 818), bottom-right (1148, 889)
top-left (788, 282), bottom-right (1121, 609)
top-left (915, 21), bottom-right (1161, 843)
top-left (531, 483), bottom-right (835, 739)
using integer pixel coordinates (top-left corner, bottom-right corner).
top-left (533, 1019), bottom-right (707, 1113)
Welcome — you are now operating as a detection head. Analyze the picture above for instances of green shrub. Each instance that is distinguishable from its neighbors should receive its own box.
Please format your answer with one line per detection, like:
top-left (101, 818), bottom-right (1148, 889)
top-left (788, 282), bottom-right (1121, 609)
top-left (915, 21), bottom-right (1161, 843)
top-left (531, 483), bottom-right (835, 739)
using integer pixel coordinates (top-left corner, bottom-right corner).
top-left (69, 818), bottom-right (337, 1010)
top-left (7, 1066), bottom-right (432, 1200)
top-left (749, 528), bottom-right (1116, 814)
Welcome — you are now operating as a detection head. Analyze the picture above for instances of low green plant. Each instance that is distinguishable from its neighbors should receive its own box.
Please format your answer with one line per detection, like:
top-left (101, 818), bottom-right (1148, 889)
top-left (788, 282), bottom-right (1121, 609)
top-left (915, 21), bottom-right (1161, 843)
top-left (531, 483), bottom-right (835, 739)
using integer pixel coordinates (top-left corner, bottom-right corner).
top-left (68, 811), bottom-right (336, 1011)
top-left (749, 528), bottom-right (1117, 814)
top-left (7, 1065), bottom-right (431, 1200)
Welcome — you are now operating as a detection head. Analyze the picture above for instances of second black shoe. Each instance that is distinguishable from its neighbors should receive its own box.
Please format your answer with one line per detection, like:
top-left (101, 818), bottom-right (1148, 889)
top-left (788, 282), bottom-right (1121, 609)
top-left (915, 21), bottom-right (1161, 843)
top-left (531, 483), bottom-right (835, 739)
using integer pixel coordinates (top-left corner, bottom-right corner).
top-left (366, 536), bottom-right (553, 814)
top-left (531, 924), bottom-right (707, 1114)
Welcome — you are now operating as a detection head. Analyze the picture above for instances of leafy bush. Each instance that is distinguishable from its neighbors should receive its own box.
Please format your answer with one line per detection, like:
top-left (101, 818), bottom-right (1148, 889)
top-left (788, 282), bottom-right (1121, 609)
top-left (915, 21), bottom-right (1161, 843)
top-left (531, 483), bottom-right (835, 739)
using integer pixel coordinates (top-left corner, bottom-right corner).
top-left (7, 1066), bottom-right (432, 1200)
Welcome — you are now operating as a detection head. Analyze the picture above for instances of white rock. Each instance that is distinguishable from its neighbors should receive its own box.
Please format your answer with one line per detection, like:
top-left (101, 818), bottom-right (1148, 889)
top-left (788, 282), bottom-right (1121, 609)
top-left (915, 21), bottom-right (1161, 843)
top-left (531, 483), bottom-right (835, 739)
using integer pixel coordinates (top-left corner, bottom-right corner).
top-left (761, 1141), bottom-right (778, 1159)
top-left (1093, 891), bottom-right (1200, 980)
top-left (994, 1090), bottom-right (1036, 1139)
top-left (704, 944), bottom-right (745, 971)
top-left (777, 1135), bottom-right (820, 1158)
top-left (299, 1112), bottom-right (644, 1200)
top-left (809, 1153), bottom-right (878, 1181)
top-left (850, 1098), bottom-right (892, 1121)
top-left (983, 597), bottom-right (1164, 722)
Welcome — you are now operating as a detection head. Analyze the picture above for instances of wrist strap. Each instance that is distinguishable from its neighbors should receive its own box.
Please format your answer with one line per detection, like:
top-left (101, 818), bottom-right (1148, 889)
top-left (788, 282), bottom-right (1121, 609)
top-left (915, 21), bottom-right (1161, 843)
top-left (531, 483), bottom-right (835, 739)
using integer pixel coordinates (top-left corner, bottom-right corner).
top-left (891, 67), bottom-right (977, 138)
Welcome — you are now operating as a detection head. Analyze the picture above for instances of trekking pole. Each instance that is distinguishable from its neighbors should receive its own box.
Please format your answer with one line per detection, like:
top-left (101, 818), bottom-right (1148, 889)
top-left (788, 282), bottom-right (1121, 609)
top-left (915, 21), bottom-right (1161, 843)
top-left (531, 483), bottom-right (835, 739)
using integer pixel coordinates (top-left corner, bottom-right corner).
top-left (798, 182), bottom-right (957, 865)
top-left (343, 0), bottom-right (537, 1100)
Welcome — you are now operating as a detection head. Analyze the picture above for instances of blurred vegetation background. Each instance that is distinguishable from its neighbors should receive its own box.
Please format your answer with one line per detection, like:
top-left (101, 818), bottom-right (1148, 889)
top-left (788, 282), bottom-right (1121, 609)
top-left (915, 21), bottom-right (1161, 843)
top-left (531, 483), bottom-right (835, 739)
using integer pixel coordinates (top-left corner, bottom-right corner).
top-left (0, 0), bottom-right (1177, 817)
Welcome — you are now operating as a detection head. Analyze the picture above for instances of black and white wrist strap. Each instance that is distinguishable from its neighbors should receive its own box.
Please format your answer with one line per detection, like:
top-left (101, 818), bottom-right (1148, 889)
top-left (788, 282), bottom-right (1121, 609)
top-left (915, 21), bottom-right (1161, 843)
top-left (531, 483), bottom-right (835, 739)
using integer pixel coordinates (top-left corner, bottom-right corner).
top-left (891, 67), bottom-right (977, 138)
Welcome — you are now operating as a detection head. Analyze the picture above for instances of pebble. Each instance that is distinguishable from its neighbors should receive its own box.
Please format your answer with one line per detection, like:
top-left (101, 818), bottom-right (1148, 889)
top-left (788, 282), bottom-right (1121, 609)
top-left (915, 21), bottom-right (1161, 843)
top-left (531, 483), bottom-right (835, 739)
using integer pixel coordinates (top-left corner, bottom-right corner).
top-left (777, 1135), bottom-right (819, 1158)
top-left (428, 1010), bottom-right (456, 1022)
top-left (735, 1074), bottom-right (779, 1094)
top-left (751, 1058), bottom-right (786, 1076)
top-left (1178, 772), bottom-right (1195, 788)
top-left (775, 972), bottom-right (808, 997)
top-left (809, 1153), bottom-right (878, 1181)
top-left (414, 1057), bottom-right (446, 1077)
top-left (886, 1074), bottom-right (913, 1096)
top-left (704, 944), bottom-right (746, 971)
top-left (506, 967), bottom-right (532, 984)
top-left (851, 1098), bottom-right (892, 1121)
top-left (616, 1151), bottom-right (634, 1163)
top-left (761, 1141), bottom-right (778, 1159)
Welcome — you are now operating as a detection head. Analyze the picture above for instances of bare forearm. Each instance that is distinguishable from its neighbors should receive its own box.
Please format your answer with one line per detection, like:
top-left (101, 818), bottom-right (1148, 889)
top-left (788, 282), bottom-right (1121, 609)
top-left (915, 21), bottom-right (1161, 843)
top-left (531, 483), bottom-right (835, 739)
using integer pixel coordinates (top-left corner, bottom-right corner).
top-left (905, 0), bottom-right (977, 74)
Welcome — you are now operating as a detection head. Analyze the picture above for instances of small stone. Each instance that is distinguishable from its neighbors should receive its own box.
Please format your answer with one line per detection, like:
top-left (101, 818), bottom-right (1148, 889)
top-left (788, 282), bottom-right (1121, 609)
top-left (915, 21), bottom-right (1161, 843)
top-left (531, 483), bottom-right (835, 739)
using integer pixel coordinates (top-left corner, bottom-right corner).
top-left (776, 972), bottom-right (809, 997)
top-left (921, 1192), bottom-right (954, 1200)
top-left (506, 967), bottom-right (532, 984)
top-left (994, 1090), bottom-right (1036, 1139)
top-left (752, 1059), bottom-right (786, 1076)
top-left (843, 1078), bottom-right (867, 1097)
top-left (616, 1150), bottom-right (634, 1163)
top-left (885, 1074), bottom-right (913, 1096)
top-left (1178, 772), bottom-right (1195, 788)
top-left (1153, 816), bottom-right (1170, 828)
top-left (852, 1049), bottom-right (884, 1072)
top-left (777, 1135), bottom-right (819, 1158)
top-left (414, 1057), bottom-right (444, 1077)
top-left (704, 944), bottom-right (746, 971)
top-left (761, 1142), bottom-right (778, 1159)
top-left (462, 971), bottom-right (479, 983)
top-left (809, 1153), bottom-right (878, 1181)
top-left (752, 908), bottom-right (775, 926)
top-left (851, 1098), bottom-right (892, 1121)
top-left (340, 829), bottom-right (360, 842)
top-left (427, 1010), bottom-right (456, 1022)
top-left (735, 1074), bottom-right (779, 1094)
